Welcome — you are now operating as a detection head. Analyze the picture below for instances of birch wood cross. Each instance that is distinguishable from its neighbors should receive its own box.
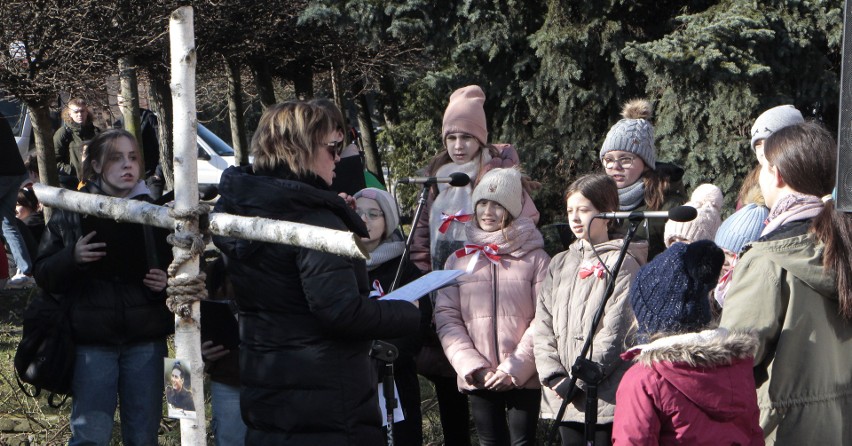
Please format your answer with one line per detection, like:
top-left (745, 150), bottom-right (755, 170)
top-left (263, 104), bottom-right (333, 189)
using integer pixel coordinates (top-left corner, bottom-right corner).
top-left (32, 6), bottom-right (366, 445)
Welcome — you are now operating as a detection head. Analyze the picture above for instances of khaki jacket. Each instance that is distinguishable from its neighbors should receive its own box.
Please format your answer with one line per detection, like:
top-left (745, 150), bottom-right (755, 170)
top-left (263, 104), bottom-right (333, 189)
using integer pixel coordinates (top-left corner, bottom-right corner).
top-left (720, 232), bottom-right (852, 445)
top-left (534, 238), bottom-right (646, 423)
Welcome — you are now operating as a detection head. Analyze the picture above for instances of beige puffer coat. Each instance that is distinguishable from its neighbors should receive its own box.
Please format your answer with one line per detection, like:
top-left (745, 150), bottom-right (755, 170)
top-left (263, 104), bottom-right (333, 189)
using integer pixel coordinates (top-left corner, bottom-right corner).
top-left (534, 238), bottom-right (647, 423)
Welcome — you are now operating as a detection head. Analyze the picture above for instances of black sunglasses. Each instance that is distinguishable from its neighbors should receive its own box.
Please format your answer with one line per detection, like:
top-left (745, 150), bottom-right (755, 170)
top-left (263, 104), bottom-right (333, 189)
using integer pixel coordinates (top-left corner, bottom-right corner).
top-left (325, 140), bottom-right (344, 157)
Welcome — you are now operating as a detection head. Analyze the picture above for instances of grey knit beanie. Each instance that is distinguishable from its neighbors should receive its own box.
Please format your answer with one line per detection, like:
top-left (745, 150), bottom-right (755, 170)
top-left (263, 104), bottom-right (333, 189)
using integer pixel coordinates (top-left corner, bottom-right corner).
top-left (714, 203), bottom-right (769, 255)
top-left (472, 167), bottom-right (524, 218)
top-left (750, 105), bottom-right (804, 151)
top-left (353, 187), bottom-right (400, 240)
top-left (600, 99), bottom-right (656, 169)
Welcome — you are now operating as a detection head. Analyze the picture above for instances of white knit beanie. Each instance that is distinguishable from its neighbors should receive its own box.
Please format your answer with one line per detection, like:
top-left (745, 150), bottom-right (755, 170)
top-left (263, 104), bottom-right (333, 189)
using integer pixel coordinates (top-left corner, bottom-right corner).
top-left (600, 99), bottom-right (656, 169)
top-left (353, 187), bottom-right (400, 239)
top-left (664, 184), bottom-right (723, 247)
top-left (471, 167), bottom-right (524, 218)
top-left (750, 105), bottom-right (804, 151)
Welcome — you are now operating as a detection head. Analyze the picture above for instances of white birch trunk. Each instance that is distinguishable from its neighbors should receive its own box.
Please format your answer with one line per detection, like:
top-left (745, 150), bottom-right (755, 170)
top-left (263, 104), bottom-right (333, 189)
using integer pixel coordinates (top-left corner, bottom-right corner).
top-left (170, 7), bottom-right (206, 444)
top-left (33, 184), bottom-right (368, 259)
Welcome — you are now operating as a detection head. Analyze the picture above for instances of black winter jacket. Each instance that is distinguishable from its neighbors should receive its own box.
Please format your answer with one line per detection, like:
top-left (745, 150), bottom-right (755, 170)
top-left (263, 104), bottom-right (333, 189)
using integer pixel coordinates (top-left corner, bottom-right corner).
top-left (1, 114), bottom-right (26, 176)
top-left (212, 165), bottom-right (420, 446)
top-left (33, 182), bottom-right (173, 345)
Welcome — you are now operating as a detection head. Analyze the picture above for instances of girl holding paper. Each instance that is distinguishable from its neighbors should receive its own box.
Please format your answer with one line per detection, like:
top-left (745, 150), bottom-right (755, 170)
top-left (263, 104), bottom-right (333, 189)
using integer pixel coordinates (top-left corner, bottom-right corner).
top-left (354, 186), bottom-right (425, 445)
top-left (434, 167), bottom-right (550, 446)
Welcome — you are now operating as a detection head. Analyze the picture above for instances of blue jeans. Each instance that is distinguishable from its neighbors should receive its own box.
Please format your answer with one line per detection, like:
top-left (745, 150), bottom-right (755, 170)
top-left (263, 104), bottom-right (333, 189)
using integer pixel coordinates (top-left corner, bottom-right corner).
top-left (0, 173), bottom-right (31, 274)
top-left (69, 341), bottom-right (167, 446)
top-left (210, 381), bottom-right (247, 446)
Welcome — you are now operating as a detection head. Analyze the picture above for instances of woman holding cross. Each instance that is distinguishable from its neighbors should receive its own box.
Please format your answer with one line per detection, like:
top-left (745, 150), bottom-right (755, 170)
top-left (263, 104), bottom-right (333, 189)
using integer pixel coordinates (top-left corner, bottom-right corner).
top-left (213, 100), bottom-right (420, 445)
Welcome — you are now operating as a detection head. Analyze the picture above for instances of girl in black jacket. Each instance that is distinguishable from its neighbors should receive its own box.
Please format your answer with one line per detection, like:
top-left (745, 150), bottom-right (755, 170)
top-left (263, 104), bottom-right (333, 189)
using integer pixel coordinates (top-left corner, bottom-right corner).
top-left (34, 129), bottom-right (172, 445)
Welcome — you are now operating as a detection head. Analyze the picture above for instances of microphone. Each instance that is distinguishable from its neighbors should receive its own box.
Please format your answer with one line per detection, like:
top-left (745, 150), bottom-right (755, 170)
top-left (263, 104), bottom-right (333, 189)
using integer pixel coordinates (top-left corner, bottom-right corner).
top-left (397, 172), bottom-right (471, 187)
top-left (594, 205), bottom-right (698, 222)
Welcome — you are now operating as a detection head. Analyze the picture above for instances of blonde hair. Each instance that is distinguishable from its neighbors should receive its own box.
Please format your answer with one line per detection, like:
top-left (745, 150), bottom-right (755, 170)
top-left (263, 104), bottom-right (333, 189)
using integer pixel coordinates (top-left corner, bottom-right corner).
top-left (251, 101), bottom-right (336, 177)
top-left (61, 97), bottom-right (93, 125)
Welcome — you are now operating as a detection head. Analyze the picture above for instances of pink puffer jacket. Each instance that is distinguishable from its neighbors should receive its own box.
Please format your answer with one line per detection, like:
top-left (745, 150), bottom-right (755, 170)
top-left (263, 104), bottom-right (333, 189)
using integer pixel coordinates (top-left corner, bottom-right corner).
top-left (435, 193), bottom-right (550, 392)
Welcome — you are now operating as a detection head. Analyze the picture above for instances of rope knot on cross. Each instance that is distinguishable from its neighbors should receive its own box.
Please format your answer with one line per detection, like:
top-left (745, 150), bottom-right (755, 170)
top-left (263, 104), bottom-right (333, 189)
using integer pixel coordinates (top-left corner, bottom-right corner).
top-left (166, 203), bottom-right (211, 319)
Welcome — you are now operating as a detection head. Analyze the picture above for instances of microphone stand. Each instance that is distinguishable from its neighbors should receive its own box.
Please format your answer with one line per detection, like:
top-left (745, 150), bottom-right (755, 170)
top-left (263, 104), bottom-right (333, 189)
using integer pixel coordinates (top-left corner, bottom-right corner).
top-left (549, 218), bottom-right (642, 446)
top-left (370, 340), bottom-right (400, 446)
top-left (370, 182), bottom-right (429, 446)
top-left (390, 182), bottom-right (430, 292)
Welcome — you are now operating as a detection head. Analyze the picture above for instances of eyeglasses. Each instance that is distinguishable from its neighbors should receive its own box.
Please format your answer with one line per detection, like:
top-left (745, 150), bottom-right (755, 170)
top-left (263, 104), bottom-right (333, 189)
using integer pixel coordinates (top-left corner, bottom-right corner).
top-left (325, 140), bottom-right (344, 158)
top-left (355, 208), bottom-right (384, 221)
top-left (602, 155), bottom-right (636, 169)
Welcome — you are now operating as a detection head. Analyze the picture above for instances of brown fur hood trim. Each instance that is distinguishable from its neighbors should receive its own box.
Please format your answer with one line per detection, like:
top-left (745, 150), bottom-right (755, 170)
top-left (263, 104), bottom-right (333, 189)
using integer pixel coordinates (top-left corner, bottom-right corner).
top-left (625, 328), bottom-right (758, 368)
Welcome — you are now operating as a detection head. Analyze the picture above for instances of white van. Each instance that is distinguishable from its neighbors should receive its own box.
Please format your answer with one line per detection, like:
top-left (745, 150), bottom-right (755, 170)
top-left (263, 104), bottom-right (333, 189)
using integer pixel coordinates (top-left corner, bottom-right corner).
top-left (0, 95), bottom-right (32, 157)
top-left (196, 123), bottom-right (235, 187)
top-left (1, 96), bottom-right (234, 187)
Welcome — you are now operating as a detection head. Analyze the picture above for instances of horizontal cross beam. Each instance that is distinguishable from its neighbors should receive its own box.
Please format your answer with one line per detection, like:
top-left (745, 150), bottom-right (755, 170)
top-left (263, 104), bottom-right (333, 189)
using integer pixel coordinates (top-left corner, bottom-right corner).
top-left (33, 183), bottom-right (369, 260)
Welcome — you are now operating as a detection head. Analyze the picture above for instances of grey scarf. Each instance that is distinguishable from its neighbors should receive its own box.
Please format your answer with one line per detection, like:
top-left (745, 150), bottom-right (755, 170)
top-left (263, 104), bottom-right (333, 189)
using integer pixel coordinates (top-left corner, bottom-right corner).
top-left (618, 180), bottom-right (645, 211)
top-left (366, 239), bottom-right (406, 271)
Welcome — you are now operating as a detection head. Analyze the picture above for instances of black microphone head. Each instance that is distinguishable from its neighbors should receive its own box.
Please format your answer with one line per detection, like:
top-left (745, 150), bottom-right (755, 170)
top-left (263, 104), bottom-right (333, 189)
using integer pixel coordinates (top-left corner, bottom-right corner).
top-left (449, 172), bottom-right (471, 187)
top-left (669, 205), bottom-right (698, 222)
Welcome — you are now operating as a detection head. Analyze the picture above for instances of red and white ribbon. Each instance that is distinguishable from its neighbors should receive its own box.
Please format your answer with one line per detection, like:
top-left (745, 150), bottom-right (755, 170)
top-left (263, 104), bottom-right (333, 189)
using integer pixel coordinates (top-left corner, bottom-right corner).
top-left (439, 210), bottom-right (472, 234)
top-left (713, 253), bottom-right (738, 307)
top-left (369, 279), bottom-right (385, 298)
top-left (454, 243), bottom-right (501, 273)
top-left (578, 260), bottom-right (606, 279)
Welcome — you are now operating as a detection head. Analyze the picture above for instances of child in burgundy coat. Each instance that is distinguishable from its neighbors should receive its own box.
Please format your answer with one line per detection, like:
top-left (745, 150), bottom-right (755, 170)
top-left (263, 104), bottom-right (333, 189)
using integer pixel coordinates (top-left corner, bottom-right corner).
top-left (612, 240), bottom-right (764, 446)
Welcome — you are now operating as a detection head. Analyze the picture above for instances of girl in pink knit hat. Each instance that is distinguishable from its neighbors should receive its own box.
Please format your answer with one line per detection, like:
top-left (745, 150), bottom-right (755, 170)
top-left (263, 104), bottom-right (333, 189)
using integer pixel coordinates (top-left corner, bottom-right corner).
top-left (409, 85), bottom-right (521, 446)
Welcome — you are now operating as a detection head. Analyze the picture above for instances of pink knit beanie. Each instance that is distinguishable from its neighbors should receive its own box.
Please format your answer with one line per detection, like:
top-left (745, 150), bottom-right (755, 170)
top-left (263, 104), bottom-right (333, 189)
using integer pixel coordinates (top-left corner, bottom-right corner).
top-left (442, 85), bottom-right (488, 144)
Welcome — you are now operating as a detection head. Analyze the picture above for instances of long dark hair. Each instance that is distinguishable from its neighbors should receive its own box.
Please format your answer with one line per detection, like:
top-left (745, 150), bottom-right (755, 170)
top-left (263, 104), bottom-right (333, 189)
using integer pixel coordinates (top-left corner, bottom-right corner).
top-left (641, 168), bottom-right (668, 210)
top-left (764, 121), bottom-right (852, 320)
top-left (565, 174), bottom-right (619, 230)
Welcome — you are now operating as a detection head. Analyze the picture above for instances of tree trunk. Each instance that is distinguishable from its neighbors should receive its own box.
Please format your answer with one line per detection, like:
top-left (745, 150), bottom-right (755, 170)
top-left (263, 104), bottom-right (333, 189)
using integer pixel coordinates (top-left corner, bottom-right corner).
top-left (330, 64), bottom-right (351, 145)
top-left (356, 93), bottom-right (383, 185)
top-left (291, 58), bottom-right (314, 100)
top-left (378, 75), bottom-right (400, 129)
top-left (250, 57), bottom-right (276, 109)
top-left (27, 101), bottom-right (58, 221)
top-left (169, 7), bottom-right (206, 444)
top-left (225, 56), bottom-right (248, 166)
top-left (147, 66), bottom-right (174, 190)
top-left (118, 56), bottom-right (143, 161)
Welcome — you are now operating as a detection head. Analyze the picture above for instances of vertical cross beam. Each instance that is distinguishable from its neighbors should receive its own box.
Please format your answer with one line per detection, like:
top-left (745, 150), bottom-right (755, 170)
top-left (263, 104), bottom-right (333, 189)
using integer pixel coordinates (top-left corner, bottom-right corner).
top-left (169, 6), bottom-right (206, 444)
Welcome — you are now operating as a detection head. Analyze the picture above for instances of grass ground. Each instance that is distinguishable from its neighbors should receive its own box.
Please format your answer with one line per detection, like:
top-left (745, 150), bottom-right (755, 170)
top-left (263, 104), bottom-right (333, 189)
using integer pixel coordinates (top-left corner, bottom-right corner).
top-left (0, 285), bottom-right (557, 445)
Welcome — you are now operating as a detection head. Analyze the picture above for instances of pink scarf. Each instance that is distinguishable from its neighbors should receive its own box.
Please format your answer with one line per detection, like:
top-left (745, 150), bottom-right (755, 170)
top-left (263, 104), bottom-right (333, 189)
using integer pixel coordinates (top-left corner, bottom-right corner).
top-left (761, 193), bottom-right (824, 237)
top-left (464, 215), bottom-right (544, 258)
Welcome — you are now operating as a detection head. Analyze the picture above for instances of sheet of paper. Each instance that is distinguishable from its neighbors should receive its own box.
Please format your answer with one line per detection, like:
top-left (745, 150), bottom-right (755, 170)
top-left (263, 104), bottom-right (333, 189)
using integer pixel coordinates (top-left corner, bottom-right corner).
top-left (377, 382), bottom-right (405, 426)
top-left (380, 269), bottom-right (465, 302)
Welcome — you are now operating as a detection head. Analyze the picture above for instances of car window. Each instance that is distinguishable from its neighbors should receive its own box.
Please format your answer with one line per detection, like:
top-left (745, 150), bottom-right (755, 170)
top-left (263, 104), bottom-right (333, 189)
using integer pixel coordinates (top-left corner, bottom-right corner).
top-left (197, 124), bottom-right (234, 156)
top-left (0, 94), bottom-right (26, 136)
